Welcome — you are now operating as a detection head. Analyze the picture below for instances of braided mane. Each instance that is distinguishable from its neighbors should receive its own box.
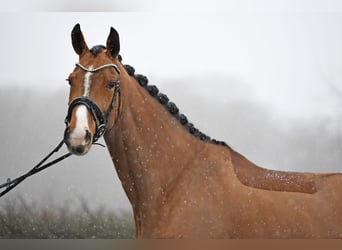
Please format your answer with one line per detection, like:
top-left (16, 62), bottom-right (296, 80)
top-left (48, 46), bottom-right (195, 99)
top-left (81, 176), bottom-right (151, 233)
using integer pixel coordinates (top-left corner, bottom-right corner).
top-left (120, 58), bottom-right (229, 148)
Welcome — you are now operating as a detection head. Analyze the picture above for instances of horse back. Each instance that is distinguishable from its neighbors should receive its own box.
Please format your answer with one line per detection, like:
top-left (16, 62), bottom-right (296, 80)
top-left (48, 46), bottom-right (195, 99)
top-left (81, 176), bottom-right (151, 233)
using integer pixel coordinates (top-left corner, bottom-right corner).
top-left (230, 150), bottom-right (323, 194)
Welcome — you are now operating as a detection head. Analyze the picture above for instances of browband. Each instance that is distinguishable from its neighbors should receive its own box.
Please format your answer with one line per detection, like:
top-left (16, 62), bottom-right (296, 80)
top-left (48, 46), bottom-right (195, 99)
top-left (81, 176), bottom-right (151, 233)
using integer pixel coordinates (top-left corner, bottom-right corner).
top-left (76, 62), bottom-right (120, 74)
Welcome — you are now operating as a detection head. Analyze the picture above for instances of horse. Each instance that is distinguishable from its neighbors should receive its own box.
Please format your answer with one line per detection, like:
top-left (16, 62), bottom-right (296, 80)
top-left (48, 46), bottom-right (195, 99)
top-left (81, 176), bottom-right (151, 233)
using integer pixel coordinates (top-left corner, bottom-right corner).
top-left (63, 24), bottom-right (342, 238)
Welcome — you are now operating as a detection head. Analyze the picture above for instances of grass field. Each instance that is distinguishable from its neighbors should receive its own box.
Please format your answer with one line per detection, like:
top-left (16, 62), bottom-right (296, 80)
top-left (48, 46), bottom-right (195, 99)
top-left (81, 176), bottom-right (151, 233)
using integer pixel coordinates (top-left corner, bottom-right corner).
top-left (0, 197), bottom-right (135, 239)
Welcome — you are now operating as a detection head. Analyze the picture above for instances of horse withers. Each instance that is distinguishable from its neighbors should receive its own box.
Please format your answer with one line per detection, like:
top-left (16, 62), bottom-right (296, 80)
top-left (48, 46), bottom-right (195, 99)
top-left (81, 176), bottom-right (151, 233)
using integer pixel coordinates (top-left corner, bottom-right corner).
top-left (64, 24), bottom-right (342, 238)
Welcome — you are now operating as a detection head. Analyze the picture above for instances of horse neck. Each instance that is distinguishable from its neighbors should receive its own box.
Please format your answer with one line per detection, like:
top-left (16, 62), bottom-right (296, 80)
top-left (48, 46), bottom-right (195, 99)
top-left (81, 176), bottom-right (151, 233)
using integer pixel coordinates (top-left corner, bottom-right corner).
top-left (104, 64), bottom-right (202, 212)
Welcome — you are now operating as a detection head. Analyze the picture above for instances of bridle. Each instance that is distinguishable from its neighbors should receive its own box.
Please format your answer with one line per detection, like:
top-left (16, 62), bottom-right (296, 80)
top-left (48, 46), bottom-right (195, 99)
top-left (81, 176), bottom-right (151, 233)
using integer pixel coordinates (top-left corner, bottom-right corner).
top-left (64, 62), bottom-right (121, 143)
top-left (0, 62), bottom-right (121, 197)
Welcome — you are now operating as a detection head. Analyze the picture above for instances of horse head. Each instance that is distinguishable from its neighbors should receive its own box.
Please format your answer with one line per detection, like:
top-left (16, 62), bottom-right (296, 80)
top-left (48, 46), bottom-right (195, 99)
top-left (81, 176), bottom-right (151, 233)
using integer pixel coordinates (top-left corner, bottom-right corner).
top-left (64, 24), bottom-right (121, 155)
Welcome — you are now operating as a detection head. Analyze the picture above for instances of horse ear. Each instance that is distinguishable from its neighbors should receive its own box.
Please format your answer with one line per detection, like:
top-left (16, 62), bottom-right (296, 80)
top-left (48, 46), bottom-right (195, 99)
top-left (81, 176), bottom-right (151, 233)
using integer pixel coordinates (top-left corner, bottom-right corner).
top-left (71, 24), bottom-right (89, 56)
top-left (106, 27), bottom-right (120, 58)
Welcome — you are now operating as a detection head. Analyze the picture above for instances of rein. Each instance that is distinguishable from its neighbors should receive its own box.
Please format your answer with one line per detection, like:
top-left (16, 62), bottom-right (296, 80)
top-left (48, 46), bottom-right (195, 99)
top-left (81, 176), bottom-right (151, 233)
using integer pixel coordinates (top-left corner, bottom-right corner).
top-left (0, 62), bottom-right (121, 198)
top-left (0, 140), bottom-right (72, 197)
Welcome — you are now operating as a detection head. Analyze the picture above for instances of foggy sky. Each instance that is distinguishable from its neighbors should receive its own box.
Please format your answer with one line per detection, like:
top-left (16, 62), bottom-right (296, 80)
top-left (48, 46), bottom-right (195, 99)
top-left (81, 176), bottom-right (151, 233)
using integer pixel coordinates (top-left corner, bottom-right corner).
top-left (1, 12), bottom-right (342, 119)
top-left (2, 0), bottom-right (342, 12)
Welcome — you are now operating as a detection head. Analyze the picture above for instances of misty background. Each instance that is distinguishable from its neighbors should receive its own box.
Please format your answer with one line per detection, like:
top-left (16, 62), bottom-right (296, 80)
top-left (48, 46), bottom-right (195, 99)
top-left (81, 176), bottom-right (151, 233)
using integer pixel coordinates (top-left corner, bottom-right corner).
top-left (0, 10), bottom-right (342, 213)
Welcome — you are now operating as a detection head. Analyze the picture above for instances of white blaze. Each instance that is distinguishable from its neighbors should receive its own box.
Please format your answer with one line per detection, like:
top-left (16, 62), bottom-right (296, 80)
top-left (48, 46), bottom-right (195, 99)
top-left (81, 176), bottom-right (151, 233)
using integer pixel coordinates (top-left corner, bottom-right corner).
top-left (70, 105), bottom-right (89, 143)
top-left (83, 66), bottom-right (93, 96)
top-left (72, 66), bottom-right (93, 141)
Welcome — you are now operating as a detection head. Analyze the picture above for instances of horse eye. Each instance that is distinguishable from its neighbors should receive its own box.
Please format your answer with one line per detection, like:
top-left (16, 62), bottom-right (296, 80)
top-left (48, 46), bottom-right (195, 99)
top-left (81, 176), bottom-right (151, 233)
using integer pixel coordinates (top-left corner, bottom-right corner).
top-left (66, 78), bottom-right (72, 86)
top-left (106, 81), bottom-right (116, 89)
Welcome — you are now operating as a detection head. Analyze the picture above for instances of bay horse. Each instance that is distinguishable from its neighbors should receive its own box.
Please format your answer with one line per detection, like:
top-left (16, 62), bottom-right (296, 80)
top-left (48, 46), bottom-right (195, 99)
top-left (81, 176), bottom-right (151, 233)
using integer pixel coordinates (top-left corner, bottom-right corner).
top-left (64, 24), bottom-right (342, 238)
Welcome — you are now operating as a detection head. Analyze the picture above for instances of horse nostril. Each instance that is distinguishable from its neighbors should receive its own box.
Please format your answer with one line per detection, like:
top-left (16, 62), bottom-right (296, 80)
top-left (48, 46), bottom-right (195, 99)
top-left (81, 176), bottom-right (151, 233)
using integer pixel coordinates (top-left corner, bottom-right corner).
top-left (85, 129), bottom-right (92, 144)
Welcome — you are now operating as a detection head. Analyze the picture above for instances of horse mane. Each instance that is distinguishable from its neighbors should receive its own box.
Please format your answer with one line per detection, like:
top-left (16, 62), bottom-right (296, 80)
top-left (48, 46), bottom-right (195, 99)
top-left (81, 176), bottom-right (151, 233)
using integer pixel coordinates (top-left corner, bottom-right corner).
top-left (90, 45), bottom-right (106, 56)
top-left (117, 54), bottom-right (230, 148)
top-left (88, 45), bottom-right (229, 147)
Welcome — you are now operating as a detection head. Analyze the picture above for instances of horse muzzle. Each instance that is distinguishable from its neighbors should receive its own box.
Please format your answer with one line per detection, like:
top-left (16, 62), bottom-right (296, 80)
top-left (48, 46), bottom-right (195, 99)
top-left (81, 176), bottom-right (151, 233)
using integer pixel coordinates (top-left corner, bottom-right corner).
top-left (64, 127), bottom-right (93, 155)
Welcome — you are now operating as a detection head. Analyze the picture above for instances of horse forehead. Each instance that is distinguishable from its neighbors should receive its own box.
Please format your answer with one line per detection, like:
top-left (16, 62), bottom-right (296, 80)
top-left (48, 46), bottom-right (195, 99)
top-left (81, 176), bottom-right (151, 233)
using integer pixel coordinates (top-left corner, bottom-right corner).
top-left (81, 51), bottom-right (111, 66)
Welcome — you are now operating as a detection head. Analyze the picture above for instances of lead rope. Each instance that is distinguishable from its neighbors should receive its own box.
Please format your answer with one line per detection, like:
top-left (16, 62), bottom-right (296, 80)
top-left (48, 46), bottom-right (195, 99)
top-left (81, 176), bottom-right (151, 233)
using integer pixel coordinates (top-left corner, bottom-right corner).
top-left (0, 139), bottom-right (72, 197)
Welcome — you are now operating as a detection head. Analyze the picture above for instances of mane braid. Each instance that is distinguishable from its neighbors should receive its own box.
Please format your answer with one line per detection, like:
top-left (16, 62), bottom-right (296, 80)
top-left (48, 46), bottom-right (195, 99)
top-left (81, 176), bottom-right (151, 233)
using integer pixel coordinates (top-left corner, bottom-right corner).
top-left (121, 61), bottom-right (229, 148)
top-left (90, 45), bottom-right (106, 56)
